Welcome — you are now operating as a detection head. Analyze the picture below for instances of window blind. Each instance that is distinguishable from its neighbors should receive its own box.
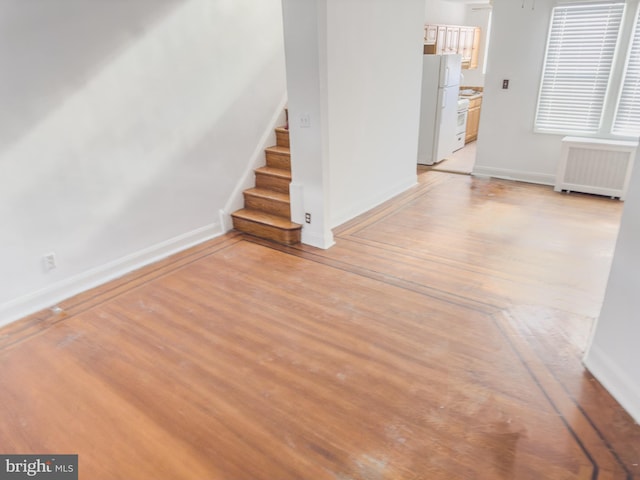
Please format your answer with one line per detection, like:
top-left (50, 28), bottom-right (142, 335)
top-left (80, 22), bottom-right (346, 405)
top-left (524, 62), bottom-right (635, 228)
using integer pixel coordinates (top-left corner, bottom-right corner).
top-left (613, 8), bottom-right (640, 136)
top-left (535, 3), bottom-right (624, 134)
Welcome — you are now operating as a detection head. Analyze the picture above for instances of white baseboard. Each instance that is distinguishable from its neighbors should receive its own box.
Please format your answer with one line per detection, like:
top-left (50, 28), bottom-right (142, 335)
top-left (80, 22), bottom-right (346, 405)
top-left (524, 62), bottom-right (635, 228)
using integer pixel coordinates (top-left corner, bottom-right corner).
top-left (0, 222), bottom-right (223, 328)
top-left (583, 344), bottom-right (640, 424)
top-left (472, 165), bottom-right (555, 186)
top-left (330, 176), bottom-right (418, 229)
top-left (301, 228), bottom-right (335, 250)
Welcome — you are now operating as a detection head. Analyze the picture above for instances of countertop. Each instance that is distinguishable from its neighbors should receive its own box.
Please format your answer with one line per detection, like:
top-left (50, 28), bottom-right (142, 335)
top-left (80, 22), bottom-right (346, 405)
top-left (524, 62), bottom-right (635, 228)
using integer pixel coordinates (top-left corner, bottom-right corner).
top-left (459, 89), bottom-right (483, 101)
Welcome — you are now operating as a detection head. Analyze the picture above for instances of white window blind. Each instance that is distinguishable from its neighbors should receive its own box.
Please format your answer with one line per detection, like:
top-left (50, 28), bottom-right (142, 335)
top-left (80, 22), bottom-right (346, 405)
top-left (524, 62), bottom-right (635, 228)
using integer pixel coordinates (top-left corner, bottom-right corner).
top-left (535, 3), bottom-right (624, 134)
top-left (613, 8), bottom-right (640, 136)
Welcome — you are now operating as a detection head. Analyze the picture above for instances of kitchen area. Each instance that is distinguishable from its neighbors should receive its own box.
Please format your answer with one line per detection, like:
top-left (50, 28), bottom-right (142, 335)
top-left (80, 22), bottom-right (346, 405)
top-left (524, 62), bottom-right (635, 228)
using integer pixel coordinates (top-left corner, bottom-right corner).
top-left (417, 17), bottom-right (489, 174)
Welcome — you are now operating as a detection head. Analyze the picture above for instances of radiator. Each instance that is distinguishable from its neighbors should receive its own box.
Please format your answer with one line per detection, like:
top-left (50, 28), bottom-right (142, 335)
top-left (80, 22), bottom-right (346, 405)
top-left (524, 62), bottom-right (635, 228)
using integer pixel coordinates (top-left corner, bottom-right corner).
top-left (555, 136), bottom-right (638, 200)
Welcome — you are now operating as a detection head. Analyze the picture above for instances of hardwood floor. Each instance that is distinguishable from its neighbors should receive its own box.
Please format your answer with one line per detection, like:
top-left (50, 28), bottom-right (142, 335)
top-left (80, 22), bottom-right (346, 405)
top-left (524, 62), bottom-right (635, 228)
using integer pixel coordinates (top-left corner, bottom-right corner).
top-left (1, 171), bottom-right (638, 479)
top-left (428, 141), bottom-right (477, 174)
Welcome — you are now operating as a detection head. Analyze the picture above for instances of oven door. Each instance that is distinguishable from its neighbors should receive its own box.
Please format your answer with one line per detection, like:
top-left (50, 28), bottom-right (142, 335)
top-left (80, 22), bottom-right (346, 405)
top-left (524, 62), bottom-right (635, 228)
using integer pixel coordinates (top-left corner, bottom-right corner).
top-left (456, 109), bottom-right (468, 135)
top-left (454, 109), bottom-right (468, 151)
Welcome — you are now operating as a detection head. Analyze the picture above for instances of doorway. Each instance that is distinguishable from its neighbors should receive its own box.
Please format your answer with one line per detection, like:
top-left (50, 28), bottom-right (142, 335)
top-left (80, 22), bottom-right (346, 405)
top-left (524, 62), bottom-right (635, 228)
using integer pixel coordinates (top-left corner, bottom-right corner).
top-left (426, 3), bottom-right (492, 176)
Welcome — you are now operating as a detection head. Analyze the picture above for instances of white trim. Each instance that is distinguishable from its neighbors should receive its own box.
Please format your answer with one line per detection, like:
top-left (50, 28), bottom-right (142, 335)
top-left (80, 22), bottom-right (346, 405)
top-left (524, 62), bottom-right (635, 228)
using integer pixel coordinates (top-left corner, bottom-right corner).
top-left (220, 94), bottom-right (288, 230)
top-left (218, 209), bottom-right (233, 233)
top-left (289, 182), bottom-right (305, 225)
top-left (0, 222), bottom-right (223, 328)
top-left (330, 176), bottom-right (418, 229)
top-left (301, 228), bottom-right (335, 250)
top-left (584, 344), bottom-right (640, 424)
top-left (471, 5), bottom-right (493, 11)
top-left (555, 0), bottom-right (626, 5)
top-left (471, 165), bottom-right (556, 185)
top-left (559, 136), bottom-right (639, 149)
top-left (612, 1), bottom-right (640, 136)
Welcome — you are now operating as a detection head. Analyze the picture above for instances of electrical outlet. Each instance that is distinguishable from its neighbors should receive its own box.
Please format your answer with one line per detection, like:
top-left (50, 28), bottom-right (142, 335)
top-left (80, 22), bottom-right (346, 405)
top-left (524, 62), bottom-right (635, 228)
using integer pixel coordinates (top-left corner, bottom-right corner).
top-left (502, 79), bottom-right (510, 89)
top-left (305, 213), bottom-right (311, 224)
top-left (43, 252), bottom-right (57, 272)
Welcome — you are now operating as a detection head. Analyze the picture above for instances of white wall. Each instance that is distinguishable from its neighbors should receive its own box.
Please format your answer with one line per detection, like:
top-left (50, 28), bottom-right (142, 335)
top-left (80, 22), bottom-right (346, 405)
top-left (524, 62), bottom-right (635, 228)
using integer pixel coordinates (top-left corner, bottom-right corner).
top-left (0, 0), bottom-right (287, 325)
top-left (424, 0), bottom-right (466, 25)
top-left (327, 0), bottom-right (425, 227)
top-left (473, 0), bottom-right (560, 184)
top-left (282, 0), bottom-right (424, 241)
top-left (473, 0), bottom-right (638, 182)
top-left (584, 148), bottom-right (640, 424)
top-left (281, 0), bottom-right (334, 249)
top-left (462, 4), bottom-right (492, 87)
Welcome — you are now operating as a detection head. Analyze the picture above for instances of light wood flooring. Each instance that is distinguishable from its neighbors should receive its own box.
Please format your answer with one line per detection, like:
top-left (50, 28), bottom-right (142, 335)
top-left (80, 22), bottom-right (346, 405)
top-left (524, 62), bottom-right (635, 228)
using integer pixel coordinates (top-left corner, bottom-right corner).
top-left (1, 171), bottom-right (638, 479)
top-left (428, 141), bottom-right (477, 175)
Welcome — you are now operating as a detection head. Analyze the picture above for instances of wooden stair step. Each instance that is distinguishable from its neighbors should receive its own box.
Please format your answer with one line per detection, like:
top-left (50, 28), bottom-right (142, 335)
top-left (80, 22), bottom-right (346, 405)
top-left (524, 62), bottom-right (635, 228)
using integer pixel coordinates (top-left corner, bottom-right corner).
top-left (243, 188), bottom-right (290, 217)
top-left (232, 209), bottom-right (298, 229)
top-left (266, 145), bottom-right (290, 154)
top-left (244, 187), bottom-right (290, 203)
top-left (255, 167), bottom-right (291, 193)
top-left (231, 209), bottom-right (301, 245)
top-left (265, 145), bottom-right (291, 169)
top-left (275, 127), bottom-right (290, 148)
top-left (255, 166), bottom-right (291, 180)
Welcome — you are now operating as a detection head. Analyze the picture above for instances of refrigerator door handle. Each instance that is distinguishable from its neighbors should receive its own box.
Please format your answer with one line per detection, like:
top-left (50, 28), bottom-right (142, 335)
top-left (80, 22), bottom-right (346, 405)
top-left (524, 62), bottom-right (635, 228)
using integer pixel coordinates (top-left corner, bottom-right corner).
top-left (441, 89), bottom-right (447, 109)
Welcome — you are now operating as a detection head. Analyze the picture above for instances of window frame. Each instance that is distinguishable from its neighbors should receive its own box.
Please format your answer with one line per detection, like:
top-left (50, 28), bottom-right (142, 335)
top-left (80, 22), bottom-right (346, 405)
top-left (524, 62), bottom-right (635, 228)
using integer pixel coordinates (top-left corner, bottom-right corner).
top-left (534, 0), bottom-right (640, 140)
top-left (612, 3), bottom-right (640, 135)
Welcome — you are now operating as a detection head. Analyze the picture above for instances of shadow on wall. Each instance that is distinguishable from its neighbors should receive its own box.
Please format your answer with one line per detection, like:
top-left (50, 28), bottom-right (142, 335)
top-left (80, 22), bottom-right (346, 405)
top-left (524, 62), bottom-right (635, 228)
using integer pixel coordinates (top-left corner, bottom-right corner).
top-left (0, 0), bottom-right (182, 152)
top-left (0, 0), bottom-right (287, 264)
top-left (0, 0), bottom-right (288, 313)
top-left (81, 51), bottom-right (287, 261)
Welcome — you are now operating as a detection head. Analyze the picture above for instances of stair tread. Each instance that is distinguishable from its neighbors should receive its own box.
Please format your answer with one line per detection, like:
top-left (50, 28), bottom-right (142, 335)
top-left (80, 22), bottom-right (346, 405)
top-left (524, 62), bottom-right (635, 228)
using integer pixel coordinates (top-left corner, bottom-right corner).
top-left (244, 188), bottom-right (290, 203)
top-left (255, 166), bottom-right (291, 179)
top-left (266, 145), bottom-right (290, 155)
top-left (232, 209), bottom-right (301, 230)
top-left (275, 126), bottom-right (289, 133)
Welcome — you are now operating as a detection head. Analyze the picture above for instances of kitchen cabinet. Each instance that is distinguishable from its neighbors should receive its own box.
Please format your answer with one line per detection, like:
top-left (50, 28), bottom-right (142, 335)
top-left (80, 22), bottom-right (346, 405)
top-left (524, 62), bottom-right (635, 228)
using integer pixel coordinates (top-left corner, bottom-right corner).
top-left (446, 26), bottom-right (459, 54)
top-left (458, 27), bottom-right (476, 68)
top-left (465, 96), bottom-right (482, 144)
top-left (423, 24), bottom-right (481, 70)
top-left (424, 25), bottom-right (447, 54)
top-left (458, 27), bottom-right (469, 59)
top-left (436, 26), bottom-right (446, 54)
top-left (469, 27), bottom-right (481, 70)
top-left (424, 25), bottom-right (438, 45)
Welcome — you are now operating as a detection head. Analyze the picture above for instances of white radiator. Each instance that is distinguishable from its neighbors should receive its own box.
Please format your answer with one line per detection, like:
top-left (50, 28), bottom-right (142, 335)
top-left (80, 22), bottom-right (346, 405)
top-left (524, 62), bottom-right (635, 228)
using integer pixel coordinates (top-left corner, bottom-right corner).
top-left (555, 136), bottom-right (638, 200)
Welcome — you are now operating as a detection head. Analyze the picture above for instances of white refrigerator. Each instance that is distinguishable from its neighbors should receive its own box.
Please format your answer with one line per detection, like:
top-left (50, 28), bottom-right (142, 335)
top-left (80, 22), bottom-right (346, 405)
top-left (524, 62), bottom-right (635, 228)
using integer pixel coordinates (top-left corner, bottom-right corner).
top-left (417, 54), bottom-right (462, 165)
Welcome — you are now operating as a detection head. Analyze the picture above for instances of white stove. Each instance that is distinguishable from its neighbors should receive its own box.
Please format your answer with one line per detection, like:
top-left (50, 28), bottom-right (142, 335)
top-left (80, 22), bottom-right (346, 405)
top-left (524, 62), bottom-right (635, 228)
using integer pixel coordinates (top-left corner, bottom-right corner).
top-left (454, 98), bottom-right (470, 152)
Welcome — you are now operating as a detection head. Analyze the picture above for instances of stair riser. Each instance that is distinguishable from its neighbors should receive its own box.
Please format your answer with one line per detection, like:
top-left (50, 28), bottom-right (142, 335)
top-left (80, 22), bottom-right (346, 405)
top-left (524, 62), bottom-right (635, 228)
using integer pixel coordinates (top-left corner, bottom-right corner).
top-left (276, 130), bottom-right (290, 148)
top-left (255, 173), bottom-right (290, 194)
top-left (244, 194), bottom-right (290, 218)
top-left (266, 151), bottom-right (291, 170)
top-left (232, 217), bottom-right (301, 245)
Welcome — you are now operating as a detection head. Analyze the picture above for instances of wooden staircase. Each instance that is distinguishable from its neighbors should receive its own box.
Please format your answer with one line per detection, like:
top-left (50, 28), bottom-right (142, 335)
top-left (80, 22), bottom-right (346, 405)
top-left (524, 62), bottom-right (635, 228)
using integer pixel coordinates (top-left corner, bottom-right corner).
top-left (231, 126), bottom-right (302, 245)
